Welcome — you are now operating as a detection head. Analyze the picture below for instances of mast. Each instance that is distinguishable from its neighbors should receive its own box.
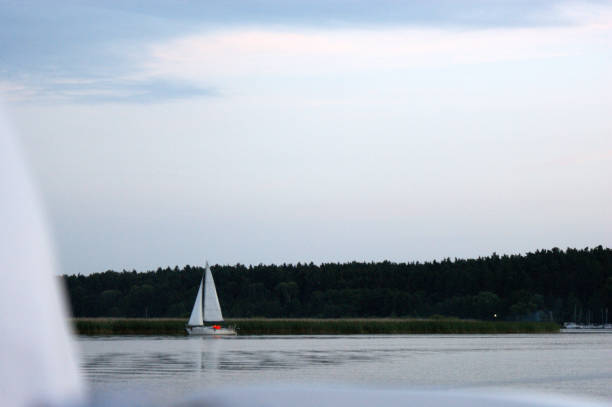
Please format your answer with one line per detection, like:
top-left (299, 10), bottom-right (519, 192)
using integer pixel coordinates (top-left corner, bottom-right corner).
top-left (203, 261), bottom-right (223, 322)
top-left (187, 277), bottom-right (204, 326)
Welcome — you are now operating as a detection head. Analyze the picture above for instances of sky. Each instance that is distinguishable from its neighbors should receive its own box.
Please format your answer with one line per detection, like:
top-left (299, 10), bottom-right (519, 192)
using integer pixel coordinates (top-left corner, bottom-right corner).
top-left (1, 0), bottom-right (611, 275)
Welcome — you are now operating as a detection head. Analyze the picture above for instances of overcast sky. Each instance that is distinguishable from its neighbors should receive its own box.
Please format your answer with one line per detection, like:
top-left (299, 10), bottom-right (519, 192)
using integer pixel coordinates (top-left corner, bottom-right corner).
top-left (2, 0), bottom-right (611, 275)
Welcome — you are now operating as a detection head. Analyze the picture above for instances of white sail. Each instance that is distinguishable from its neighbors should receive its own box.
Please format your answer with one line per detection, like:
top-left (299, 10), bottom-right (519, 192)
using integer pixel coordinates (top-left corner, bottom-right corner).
top-left (187, 277), bottom-right (204, 326)
top-left (203, 262), bottom-right (223, 322)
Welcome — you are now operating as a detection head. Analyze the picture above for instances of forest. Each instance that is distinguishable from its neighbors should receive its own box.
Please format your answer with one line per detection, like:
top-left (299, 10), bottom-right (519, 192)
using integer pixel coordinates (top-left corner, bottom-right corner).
top-left (63, 247), bottom-right (612, 323)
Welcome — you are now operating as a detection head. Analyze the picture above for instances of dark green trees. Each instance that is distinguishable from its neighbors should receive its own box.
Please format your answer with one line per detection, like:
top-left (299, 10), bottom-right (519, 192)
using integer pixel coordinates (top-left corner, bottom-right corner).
top-left (63, 246), bottom-right (612, 322)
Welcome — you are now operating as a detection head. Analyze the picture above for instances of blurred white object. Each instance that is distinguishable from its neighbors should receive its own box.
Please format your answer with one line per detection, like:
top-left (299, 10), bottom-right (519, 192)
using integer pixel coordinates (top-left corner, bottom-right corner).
top-left (0, 107), bottom-right (84, 407)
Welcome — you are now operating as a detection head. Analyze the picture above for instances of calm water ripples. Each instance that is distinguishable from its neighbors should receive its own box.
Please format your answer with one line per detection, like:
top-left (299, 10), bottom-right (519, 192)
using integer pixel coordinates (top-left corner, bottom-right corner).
top-left (77, 333), bottom-right (612, 403)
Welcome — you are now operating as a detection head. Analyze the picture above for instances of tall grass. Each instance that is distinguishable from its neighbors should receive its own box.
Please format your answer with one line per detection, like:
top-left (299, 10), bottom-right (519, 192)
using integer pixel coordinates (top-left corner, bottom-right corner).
top-left (74, 318), bottom-right (186, 335)
top-left (73, 318), bottom-right (559, 335)
top-left (231, 318), bottom-right (559, 335)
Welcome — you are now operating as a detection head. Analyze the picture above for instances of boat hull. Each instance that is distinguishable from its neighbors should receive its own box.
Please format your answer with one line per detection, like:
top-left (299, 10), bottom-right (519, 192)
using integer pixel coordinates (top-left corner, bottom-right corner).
top-left (186, 326), bottom-right (236, 336)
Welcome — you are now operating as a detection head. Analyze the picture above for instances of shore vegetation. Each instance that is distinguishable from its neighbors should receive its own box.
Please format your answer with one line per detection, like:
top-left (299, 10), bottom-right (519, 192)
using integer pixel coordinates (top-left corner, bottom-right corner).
top-left (73, 317), bottom-right (560, 335)
top-left (64, 247), bottom-right (611, 324)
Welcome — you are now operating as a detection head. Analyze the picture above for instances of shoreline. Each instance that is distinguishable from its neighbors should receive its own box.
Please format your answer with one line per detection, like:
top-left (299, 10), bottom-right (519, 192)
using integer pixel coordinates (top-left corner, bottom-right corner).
top-left (72, 318), bottom-right (560, 336)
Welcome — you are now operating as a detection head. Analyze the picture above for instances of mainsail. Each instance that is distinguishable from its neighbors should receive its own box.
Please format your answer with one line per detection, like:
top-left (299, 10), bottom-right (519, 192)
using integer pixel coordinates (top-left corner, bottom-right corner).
top-left (187, 277), bottom-right (204, 326)
top-left (203, 262), bottom-right (223, 322)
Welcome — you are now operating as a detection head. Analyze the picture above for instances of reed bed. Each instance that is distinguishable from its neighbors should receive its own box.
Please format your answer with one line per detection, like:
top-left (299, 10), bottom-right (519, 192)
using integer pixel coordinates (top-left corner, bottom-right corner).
top-left (73, 318), bottom-right (559, 335)
top-left (74, 318), bottom-right (186, 335)
top-left (231, 318), bottom-right (559, 335)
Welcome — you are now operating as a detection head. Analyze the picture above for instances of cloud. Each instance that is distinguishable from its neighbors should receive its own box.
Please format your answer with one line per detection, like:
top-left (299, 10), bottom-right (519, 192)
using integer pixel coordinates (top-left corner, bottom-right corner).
top-left (55, 79), bottom-right (216, 104)
top-left (1, 78), bottom-right (215, 104)
top-left (144, 7), bottom-right (612, 82)
top-left (1, 0), bottom-right (609, 104)
top-left (1, 1), bottom-right (590, 79)
top-left (4, 1), bottom-right (565, 83)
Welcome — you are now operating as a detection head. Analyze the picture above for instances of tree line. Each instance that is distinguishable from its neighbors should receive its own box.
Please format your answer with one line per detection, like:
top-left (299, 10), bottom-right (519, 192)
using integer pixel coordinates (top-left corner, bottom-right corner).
top-left (63, 246), bottom-right (612, 322)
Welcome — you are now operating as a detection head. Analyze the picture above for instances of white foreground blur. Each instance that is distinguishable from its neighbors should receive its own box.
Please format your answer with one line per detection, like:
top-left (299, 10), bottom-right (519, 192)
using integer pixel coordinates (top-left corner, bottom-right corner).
top-left (0, 106), bottom-right (84, 407)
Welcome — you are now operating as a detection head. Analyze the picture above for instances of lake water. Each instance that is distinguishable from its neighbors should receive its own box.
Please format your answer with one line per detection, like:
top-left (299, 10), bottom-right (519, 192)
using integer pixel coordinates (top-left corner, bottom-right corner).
top-left (77, 333), bottom-right (612, 404)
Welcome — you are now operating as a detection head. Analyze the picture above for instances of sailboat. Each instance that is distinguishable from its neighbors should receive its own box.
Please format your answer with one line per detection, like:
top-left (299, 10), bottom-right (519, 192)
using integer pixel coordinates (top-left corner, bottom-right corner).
top-left (186, 262), bottom-right (236, 335)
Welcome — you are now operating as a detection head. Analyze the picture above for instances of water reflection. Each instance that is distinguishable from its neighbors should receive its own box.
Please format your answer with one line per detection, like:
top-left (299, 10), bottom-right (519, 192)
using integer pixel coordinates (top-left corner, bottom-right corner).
top-left (81, 342), bottom-right (380, 376)
top-left (78, 334), bottom-right (612, 402)
top-left (216, 349), bottom-right (364, 371)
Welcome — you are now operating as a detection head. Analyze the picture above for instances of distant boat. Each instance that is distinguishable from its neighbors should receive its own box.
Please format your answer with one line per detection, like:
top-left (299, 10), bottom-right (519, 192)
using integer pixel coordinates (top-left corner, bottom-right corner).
top-left (563, 322), bottom-right (612, 330)
top-left (186, 262), bottom-right (236, 335)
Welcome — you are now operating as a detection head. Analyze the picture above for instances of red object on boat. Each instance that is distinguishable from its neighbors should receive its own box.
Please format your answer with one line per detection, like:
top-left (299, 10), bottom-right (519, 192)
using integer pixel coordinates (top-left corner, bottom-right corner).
top-left (212, 325), bottom-right (221, 330)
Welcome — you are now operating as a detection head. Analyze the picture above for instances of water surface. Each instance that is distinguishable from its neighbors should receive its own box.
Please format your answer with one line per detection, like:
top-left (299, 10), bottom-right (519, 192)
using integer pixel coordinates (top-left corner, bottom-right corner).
top-left (78, 333), bottom-right (612, 404)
